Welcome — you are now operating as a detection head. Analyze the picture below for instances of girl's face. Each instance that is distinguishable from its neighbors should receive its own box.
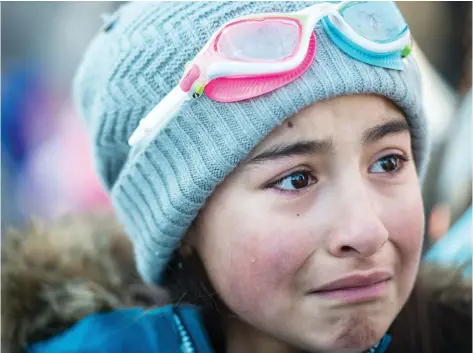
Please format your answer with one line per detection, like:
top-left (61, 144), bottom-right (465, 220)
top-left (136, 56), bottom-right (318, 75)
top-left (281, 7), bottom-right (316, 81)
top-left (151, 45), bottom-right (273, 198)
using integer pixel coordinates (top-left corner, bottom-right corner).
top-left (193, 95), bottom-right (425, 352)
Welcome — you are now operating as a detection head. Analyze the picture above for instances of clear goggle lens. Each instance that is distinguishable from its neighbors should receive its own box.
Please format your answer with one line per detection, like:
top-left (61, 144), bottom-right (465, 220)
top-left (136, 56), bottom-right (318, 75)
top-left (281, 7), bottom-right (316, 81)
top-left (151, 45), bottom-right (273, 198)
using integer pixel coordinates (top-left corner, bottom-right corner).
top-left (339, 1), bottom-right (408, 43)
top-left (216, 18), bottom-right (301, 62)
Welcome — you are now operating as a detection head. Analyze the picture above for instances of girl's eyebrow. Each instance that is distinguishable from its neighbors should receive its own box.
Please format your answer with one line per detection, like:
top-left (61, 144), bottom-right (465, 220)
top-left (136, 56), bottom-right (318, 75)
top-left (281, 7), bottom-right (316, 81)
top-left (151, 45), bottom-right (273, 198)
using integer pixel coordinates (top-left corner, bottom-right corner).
top-left (362, 119), bottom-right (410, 145)
top-left (245, 119), bottom-right (409, 165)
top-left (247, 139), bottom-right (334, 164)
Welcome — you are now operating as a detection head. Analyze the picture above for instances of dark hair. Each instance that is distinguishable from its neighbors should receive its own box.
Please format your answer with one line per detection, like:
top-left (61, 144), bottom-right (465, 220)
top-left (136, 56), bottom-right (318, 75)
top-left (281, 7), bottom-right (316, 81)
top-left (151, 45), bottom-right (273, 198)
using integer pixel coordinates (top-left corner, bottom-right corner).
top-left (389, 264), bottom-right (472, 353)
top-left (162, 249), bottom-right (228, 352)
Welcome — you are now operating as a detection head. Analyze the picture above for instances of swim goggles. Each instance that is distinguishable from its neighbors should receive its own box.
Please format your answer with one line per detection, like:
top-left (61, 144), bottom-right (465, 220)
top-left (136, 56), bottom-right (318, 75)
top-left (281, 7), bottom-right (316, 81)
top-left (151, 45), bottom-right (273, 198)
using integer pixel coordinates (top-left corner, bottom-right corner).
top-left (129, 1), bottom-right (412, 146)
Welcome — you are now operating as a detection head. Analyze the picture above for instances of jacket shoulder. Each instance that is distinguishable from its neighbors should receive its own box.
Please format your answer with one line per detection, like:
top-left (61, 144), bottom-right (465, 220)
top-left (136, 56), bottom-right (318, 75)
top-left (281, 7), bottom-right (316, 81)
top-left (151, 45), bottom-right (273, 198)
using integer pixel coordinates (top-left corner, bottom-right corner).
top-left (27, 306), bottom-right (214, 353)
top-left (26, 307), bottom-right (180, 353)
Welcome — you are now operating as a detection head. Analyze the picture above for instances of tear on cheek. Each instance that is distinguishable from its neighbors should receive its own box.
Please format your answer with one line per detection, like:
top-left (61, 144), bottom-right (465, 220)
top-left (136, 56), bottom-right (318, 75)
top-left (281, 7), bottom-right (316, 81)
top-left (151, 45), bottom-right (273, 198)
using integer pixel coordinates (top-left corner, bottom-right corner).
top-left (243, 242), bottom-right (308, 290)
top-left (218, 230), bottom-right (311, 310)
top-left (223, 248), bottom-right (293, 299)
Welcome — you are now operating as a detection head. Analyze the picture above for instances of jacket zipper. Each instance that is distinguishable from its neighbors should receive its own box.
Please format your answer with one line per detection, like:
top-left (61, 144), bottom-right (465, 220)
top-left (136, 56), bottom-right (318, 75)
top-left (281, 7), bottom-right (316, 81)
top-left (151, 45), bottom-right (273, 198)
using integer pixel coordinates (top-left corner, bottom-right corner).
top-left (366, 334), bottom-right (391, 353)
top-left (173, 311), bottom-right (197, 353)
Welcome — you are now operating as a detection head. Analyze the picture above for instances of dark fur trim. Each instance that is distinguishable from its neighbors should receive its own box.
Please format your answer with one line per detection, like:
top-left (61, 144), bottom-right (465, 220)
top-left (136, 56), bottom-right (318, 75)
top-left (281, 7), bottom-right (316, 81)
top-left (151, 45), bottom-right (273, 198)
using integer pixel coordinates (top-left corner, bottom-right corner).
top-left (1, 213), bottom-right (170, 353)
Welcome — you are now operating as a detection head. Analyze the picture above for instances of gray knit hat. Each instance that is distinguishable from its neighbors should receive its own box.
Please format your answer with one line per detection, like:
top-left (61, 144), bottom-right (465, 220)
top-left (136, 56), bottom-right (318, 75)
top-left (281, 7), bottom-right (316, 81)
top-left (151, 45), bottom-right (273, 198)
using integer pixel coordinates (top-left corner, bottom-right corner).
top-left (74, 1), bottom-right (429, 284)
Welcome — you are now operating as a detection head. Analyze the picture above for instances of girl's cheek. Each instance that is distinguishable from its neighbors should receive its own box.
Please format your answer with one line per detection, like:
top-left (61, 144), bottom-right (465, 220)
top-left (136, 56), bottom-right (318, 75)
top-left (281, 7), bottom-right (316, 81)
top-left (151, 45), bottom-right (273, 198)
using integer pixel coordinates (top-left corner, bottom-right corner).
top-left (388, 191), bottom-right (424, 253)
top-left (216, 220), bottom-right (315, 311)
top-left (382, 188), bottom-right (425, 292)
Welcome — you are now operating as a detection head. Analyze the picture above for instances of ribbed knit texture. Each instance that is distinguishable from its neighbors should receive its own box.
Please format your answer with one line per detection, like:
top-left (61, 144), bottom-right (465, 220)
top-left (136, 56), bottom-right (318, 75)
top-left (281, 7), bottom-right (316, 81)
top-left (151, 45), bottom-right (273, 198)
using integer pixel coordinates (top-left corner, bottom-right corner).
top-left (74, 1), bottom-right (429, 284)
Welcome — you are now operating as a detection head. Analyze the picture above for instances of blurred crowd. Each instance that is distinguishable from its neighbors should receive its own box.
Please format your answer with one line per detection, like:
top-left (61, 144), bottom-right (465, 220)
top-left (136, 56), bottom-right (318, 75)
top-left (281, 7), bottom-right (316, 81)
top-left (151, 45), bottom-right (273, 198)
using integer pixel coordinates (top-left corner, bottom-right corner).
top-left (1, 2), bottom-right (472, 267)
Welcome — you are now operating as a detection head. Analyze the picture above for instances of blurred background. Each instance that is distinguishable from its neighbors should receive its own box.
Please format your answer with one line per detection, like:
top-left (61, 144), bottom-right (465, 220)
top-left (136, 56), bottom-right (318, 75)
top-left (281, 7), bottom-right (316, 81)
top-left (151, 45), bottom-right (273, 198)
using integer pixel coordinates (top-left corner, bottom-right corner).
top-left (1, 2), bottom-right (472, 268)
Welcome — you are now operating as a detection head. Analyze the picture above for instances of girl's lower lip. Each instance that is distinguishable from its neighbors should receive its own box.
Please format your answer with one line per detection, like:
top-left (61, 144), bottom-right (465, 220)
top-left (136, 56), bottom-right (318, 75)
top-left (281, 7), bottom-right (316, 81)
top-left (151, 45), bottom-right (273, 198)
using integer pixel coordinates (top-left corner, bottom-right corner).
top-left (310, 279), bottom-right (390, 302)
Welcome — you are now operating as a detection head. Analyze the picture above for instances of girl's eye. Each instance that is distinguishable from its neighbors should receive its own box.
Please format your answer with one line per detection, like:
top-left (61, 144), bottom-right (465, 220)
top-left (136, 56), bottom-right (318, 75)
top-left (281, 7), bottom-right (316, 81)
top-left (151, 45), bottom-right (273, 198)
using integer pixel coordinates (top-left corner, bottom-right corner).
top-left (270, 170), bottom-right (317, 191)
top-left (369, 154), bottom-right (409, 174)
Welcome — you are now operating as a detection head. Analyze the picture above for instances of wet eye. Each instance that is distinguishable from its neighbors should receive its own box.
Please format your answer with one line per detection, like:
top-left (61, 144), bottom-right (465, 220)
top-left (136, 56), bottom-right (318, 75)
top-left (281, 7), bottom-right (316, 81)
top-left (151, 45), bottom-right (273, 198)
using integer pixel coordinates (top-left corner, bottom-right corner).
top-left (369, 154), bottom-right (409, 174)
top-left (272, 170), bottom-right (317, 191)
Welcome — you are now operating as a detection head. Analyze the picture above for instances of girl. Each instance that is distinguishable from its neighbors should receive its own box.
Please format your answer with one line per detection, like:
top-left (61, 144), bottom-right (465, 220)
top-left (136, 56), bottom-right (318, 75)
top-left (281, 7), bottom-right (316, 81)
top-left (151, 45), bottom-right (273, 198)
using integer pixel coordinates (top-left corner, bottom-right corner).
top-left (14, 2), bottom-right (471, 353)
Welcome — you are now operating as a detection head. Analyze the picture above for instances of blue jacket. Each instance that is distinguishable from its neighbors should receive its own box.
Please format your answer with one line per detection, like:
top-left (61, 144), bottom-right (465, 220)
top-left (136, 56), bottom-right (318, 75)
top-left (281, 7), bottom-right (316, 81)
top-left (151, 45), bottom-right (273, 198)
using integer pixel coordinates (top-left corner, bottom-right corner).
top-left (27, 305), bottom-right (214, 353)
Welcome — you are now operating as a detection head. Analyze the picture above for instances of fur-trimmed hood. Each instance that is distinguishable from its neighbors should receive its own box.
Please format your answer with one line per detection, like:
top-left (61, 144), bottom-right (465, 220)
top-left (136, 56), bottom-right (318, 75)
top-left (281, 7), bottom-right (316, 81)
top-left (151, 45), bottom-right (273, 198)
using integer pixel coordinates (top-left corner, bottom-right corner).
top-left (1, 213), bottom-right (170, 353)
top-left (2, 214), bottom-right (471, 353)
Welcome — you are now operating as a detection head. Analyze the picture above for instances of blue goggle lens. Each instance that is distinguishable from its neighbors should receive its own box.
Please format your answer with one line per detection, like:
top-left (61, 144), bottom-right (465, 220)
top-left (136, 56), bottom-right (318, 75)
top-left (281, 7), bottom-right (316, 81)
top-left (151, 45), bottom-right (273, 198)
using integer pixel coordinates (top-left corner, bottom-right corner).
top-left (339, 1), bottom-right (408, 43)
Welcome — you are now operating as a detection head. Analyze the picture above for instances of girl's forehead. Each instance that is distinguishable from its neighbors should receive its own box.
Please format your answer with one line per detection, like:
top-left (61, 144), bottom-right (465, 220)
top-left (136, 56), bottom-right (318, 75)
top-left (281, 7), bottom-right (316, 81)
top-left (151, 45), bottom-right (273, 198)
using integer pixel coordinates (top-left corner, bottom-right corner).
top-left (251, 95), bottom-right (405, 153)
